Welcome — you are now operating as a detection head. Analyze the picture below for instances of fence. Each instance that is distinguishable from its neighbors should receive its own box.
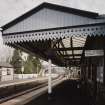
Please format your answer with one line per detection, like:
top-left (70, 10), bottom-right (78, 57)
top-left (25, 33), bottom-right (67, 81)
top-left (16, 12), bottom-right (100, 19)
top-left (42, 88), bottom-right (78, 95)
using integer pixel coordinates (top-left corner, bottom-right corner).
top-left (0, 74), bottom-right (38, 81)
top-left (0, 73), bottom-right (59, 81)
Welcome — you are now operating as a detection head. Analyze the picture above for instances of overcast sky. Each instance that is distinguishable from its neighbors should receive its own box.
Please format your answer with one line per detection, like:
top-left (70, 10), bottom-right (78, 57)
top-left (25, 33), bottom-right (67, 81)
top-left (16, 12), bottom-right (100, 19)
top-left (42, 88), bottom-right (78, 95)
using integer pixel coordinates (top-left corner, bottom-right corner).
top-left (0, 0), bottom-right (105, 27)
top-left (0, 0), bottom-right (105, 61)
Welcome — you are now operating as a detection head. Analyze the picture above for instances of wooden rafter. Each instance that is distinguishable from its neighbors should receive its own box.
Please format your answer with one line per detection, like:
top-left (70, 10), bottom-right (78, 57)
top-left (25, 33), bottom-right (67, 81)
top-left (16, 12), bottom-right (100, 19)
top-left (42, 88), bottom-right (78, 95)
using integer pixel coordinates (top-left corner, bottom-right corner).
top-left (80, 36), bottom-right (88, 63)
top-left (64, 58), bottom-right (80, 61)
top-left (52, 47), bottom-right (83, 51)
top-left (70, 37), bottom-right (74, 59)
top-left (60, 40), bottom-right (68, 55)
top-left (63, 54), bottom-right (81, 57)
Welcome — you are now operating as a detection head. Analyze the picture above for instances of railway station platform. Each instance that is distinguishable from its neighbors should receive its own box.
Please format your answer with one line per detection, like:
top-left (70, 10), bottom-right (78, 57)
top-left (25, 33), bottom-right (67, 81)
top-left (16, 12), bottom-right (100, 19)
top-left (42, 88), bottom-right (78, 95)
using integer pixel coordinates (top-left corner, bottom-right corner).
top-left (0, 78), bottom-right (63, 105)
top-left (0, 77), bottom-right (48, 101)
top-left (0, 78), bottom-right (104, 105)
top-left (0, 77), bottom-right (47, 88)
top-left (25, 79), bottom-right (91, 105)
top-left (1, 2), bottom-right (105, 105)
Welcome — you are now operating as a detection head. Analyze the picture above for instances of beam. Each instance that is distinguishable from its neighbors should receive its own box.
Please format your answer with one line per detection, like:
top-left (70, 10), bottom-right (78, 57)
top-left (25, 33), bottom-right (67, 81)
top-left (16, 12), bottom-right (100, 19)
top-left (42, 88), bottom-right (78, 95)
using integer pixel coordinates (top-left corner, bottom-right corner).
top-left (70, 37), bottom-right (74, 59)
top-left (80, 36), bottom-right (88, 63)
top-left (63, 54), bottom-right (81, 57)
top-left (52, 47), bottom-right (83, 51)
top-left (51, 47), bottom-right (104, 51)
top-left (68, 60), bottom-right (80, 66)
top-left (64, 58), bottom-right (80, 61)
top-left (60, 40), bottom-right (68, 55)
top-left (52, 39), bottom-right (62, 48)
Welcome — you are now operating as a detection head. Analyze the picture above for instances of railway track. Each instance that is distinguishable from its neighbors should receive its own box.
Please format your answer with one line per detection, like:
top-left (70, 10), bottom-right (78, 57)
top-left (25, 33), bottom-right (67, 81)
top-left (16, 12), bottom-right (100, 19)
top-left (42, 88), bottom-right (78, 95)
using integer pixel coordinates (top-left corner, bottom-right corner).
top-left (0, 81), bottom-right (48, 104)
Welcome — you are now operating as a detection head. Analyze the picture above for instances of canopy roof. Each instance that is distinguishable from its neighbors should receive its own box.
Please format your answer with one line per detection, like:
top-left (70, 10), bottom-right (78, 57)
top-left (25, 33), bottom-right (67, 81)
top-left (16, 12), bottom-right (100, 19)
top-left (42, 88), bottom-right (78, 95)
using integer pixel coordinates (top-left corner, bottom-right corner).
top-left (1, 2), bottom-right (99, 30)
top-left (2, 2), bottom-right (105, 67)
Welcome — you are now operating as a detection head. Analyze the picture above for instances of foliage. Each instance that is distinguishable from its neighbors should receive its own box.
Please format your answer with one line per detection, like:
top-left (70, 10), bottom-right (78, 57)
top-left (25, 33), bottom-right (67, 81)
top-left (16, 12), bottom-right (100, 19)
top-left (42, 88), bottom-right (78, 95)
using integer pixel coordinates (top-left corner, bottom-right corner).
top-left (24, 55), bottom-right (42, 74)
top-left (6, 56), bottom-right (11, 63)
top-left (10, 49), bottom-right (42, 74)
top-left (10, 49), bottom-right (22, 74)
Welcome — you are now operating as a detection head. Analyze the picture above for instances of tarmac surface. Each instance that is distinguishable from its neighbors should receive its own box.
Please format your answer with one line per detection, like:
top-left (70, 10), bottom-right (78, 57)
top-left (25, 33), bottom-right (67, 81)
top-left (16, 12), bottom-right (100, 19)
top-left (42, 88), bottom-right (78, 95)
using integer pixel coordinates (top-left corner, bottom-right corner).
top-left (25, 79), bottom-right (91, 105)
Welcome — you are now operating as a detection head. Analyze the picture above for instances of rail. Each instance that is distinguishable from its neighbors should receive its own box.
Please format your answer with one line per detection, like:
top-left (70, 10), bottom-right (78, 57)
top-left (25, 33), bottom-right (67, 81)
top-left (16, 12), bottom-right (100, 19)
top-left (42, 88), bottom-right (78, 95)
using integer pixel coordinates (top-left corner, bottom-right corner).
top-left (0, 77), bottom-right (63, 104)
top-left (0, 81), bottom-right (47, 104)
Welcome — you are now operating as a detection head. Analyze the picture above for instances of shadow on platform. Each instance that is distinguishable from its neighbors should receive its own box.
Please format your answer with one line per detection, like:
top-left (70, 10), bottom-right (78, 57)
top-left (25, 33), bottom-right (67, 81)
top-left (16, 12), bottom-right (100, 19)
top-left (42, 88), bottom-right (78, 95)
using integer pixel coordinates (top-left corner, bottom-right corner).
top-left (25, 80), bottom-right (92, 105)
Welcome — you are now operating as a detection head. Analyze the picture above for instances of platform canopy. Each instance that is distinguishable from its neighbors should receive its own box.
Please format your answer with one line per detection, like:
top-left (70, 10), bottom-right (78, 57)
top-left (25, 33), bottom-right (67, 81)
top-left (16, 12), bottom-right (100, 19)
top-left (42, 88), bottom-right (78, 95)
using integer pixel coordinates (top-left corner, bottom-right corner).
top-left (1, 2), bottom-right (105, 67)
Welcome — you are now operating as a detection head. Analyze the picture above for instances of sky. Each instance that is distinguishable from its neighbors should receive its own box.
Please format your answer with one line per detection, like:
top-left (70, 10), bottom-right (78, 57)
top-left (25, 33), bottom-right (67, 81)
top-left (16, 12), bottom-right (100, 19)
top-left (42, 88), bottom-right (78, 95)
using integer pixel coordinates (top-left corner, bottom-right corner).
top-left (0, 0), bottom-right (105, 61)
top-left (0, 0), bottom-right (105, 27)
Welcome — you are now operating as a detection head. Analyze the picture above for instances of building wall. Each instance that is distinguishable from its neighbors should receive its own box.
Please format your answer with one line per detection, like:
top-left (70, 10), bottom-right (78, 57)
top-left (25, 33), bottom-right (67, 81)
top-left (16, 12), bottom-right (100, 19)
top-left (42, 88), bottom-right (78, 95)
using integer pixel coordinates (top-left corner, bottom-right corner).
top-left (0, 67), bottom-right (14, 81)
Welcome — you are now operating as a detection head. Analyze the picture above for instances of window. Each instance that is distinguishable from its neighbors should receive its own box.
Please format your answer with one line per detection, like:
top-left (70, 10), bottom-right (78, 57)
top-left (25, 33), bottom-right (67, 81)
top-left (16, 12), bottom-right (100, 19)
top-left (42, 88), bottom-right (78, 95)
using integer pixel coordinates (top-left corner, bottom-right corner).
top-left (7, 69), bottom-right (11, 75)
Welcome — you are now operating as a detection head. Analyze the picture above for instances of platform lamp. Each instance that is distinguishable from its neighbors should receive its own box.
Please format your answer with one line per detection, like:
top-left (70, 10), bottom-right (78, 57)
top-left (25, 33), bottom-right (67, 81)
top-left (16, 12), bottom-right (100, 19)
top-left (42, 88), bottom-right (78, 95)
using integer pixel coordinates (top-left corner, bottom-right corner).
top-left (21, 60), bottom-right (24, 79)
top-left (18, 58), bottom-right (24, 79)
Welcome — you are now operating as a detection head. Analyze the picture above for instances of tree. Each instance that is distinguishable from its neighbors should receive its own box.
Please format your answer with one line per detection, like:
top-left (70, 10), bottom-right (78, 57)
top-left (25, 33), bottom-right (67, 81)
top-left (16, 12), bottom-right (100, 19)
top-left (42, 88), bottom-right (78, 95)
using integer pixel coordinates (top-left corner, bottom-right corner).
top-left (6, 56), bottom-right (11, 63)
top-left (24, 55), bottom-right (42, 74)
top-left (32, 56), bottom-right (42, 73)
top-left (11, 49), bottom-right (42, 74)
top-left (10, 49), bottom-right (22, 74)
top-left (23, 55), bottom-right (33, 74)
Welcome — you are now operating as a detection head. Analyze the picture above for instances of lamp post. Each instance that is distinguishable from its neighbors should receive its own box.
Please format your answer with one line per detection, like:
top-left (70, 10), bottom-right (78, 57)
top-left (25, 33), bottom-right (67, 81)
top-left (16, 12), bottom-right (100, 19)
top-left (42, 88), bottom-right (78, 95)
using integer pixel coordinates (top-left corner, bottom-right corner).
top-left (21, 66), bottom-right (24, 79)
top-left (20, 59), bottom-right (24, 79)
top-left (48, 59), bottom-right (52, 94)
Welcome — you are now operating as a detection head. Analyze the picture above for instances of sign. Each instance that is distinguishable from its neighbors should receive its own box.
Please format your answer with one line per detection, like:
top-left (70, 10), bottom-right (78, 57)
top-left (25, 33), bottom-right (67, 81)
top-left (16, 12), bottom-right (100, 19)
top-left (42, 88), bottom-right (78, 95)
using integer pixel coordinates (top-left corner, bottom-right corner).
top-left (85, 50), bottom-right (104, 57)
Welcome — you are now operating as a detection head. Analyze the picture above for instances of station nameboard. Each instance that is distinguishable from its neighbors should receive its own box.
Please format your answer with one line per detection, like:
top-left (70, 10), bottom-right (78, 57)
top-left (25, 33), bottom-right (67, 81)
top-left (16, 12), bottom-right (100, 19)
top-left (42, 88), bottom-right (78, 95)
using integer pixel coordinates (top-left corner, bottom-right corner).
top-left (85, 50), bottom-right (104, 57)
